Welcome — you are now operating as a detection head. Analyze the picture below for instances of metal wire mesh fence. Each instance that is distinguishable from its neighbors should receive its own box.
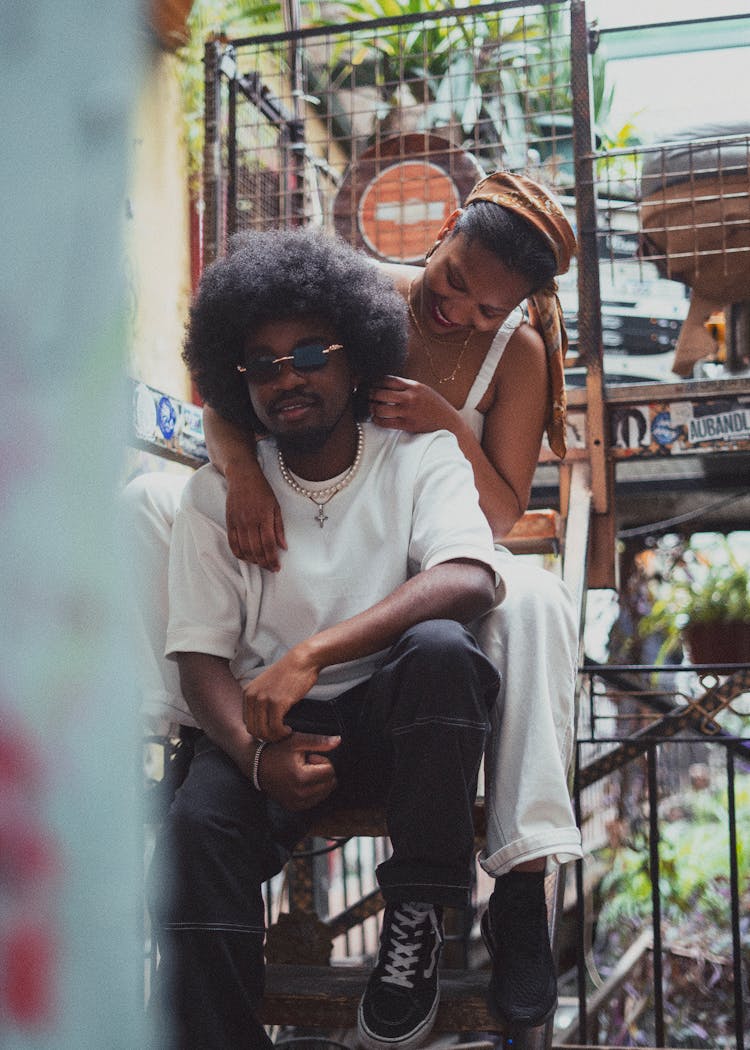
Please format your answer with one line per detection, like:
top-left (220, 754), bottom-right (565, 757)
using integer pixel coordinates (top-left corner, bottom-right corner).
top-left (573, 129), bottom-right (750, 371)
top-left (205, 3), bottom-right (750, 375)
top-left (204, 0), bottom-right (575, 264)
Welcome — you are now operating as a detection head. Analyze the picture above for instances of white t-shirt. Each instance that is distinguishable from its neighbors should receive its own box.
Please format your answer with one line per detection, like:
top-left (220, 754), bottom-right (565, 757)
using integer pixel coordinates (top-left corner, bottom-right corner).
top-left (166, 423), bottom-right (501, 700)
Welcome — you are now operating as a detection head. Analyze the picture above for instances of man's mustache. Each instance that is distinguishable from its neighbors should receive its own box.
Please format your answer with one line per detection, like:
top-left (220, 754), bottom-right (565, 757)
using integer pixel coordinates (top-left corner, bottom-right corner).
top-left (268, 392), bottom-right (320, 414)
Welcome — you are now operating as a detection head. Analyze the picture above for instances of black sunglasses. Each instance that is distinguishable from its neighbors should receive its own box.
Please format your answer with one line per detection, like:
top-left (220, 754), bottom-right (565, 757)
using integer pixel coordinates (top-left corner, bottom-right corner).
top-left (236, 341), bottom-right (343, 384)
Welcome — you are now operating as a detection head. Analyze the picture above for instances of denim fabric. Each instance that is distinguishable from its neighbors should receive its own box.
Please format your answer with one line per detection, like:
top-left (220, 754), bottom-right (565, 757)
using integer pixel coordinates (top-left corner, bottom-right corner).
top-left (148, 619), bottom-right (497, 1050)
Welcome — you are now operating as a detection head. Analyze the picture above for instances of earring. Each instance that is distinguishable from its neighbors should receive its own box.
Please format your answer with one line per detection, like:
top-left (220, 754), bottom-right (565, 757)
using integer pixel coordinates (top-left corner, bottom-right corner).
top-left (425, 241), bottom-right (438, 263)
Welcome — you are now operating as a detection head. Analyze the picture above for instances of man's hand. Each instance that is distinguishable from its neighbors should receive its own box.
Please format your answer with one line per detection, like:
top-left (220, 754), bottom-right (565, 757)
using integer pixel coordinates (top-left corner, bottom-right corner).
top-left (256, 733), bottom-right (340, 811)
top-left (243, 645), bottom-right (321, 742)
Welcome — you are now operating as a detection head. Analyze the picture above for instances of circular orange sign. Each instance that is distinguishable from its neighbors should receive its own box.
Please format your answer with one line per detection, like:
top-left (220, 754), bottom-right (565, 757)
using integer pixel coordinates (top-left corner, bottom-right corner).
top-left (357, 161), bottom-right (461, 263)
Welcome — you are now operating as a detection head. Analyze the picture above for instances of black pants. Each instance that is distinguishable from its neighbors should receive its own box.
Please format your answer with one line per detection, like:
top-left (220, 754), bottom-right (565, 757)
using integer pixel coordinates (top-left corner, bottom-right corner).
top-left (147, 620), bottom-right (498, 1050)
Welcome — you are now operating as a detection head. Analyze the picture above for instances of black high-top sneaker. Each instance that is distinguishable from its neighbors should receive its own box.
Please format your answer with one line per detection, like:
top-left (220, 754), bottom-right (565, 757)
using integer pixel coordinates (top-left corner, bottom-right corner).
top-left (357, 902), bottom-right (443, 1050)
top-left (481, 870), bottom-right (558, 1028)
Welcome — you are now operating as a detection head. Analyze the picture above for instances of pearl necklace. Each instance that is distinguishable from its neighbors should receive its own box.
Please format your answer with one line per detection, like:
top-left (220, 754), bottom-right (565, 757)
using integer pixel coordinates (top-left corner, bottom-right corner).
top-left (407, 278), bottom-right (473, 385)
top-left (277, 423), bottom-right (364, 528)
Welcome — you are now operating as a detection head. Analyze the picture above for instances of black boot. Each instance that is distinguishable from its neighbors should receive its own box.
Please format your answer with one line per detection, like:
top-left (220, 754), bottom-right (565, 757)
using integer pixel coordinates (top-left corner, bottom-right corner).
top-left (481, 870), bottom-right (557, 1028)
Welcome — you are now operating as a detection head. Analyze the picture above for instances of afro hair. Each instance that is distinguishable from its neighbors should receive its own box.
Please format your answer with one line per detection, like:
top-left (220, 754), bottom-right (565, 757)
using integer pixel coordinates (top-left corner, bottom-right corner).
top-left (183, 227), bottom-right (408, 430)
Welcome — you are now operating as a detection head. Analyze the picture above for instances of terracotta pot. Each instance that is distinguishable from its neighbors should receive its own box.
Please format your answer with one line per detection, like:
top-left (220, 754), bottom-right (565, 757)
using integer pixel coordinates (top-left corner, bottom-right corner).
top-left (149, 0), bottom-right (194, 51)
top-left (682, 620), bottom-right (750, 668)
top-left (640, 172), bottom-right (750, 303)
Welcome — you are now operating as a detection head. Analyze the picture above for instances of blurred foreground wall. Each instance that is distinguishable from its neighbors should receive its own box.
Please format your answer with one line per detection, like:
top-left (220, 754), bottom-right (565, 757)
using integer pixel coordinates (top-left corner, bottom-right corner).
top-left (0, 2), bottom-right (148, 1047)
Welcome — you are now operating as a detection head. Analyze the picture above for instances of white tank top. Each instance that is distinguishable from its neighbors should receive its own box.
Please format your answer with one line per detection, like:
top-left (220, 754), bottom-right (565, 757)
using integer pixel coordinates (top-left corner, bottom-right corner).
top-left (455, 313), bottom-right (521, 441)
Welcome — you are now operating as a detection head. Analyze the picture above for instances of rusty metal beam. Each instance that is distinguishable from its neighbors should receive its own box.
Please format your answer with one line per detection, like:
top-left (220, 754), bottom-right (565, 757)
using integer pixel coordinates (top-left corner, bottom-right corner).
top-left (571, 1), bottom-right (607, 500)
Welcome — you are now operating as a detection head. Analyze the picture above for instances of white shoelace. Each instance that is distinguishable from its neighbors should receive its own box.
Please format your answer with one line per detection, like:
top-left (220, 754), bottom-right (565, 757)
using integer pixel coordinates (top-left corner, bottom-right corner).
top-left (381, 904), bottom-right (442, 989)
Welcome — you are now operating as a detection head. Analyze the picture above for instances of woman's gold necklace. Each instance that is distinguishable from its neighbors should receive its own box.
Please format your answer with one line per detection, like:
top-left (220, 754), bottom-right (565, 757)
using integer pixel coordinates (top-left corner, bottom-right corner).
top-left (407, 278), bottom-right (473, 385)
top-left (277, 423), bottom-right (364, 528)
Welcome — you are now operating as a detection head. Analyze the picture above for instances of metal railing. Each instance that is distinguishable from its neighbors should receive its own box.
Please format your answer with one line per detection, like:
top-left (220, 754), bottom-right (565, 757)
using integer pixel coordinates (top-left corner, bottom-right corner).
top-left (571, 662), bottom-right (749, 1049)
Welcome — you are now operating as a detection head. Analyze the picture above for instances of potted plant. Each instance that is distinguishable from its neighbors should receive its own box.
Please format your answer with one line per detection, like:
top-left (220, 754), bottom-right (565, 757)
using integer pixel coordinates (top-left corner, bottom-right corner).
top-left (638, 533), bottom-right (750, 666)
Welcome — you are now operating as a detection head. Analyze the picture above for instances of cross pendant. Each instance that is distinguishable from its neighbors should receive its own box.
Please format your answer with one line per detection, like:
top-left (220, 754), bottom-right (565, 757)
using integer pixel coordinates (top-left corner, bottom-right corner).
top-left (314, 503), bottom-right (328, 528)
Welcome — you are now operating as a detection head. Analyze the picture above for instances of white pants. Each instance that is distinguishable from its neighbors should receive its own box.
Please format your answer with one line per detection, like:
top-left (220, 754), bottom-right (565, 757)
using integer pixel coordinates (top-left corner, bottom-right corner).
top-left (122, 472), bottom-right (195, 732)
top-left (474, 551), bottom-right (582, 875)
top-left (123, 472), bottom-right (582, 874)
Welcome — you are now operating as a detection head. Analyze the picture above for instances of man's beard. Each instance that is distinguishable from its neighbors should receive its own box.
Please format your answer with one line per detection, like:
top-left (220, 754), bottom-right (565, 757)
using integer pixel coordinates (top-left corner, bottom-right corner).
top-left (275, 424), bottom-right (331, 455)
top-left (275, 400), bottom-right (354, 458)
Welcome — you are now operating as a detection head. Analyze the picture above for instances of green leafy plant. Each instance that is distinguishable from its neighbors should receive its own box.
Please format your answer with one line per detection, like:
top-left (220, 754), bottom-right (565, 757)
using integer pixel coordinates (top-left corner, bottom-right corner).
top-left (312, 2), bottom-right (634, 178)
top-left (175, 0), bottom-right (642, 192)
top-left (638, 534), bottom-right (750, 664)
top-left (599, 782), bottom-right (750, 932)
top-left (595, 780), bottom-right (750, 1046)
top-left (315, 1), bottom-right (549, 163)
top-left (176, 0), bottom-right (286, 186)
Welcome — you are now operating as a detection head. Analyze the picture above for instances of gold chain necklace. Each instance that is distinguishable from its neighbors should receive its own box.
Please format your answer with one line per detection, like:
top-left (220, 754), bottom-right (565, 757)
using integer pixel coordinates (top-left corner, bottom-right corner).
top-left (407, 278), bottom-right (473, 385)
top-left (277, 423), bottom-right (364, 529)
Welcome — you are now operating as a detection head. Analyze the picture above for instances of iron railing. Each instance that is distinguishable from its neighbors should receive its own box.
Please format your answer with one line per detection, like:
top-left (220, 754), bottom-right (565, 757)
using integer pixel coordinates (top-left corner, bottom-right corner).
top-left (572, 662), bottom-right (749, 1049)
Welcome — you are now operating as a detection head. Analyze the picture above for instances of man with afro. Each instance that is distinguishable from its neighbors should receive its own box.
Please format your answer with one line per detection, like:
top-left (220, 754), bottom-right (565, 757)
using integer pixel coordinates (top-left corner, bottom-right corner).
top-left (147, 227), bottom-right (503, 1050)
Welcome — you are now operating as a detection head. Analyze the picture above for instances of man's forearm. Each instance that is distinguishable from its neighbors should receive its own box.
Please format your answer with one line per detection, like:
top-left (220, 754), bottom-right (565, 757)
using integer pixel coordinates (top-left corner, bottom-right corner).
top-left (243, 559), bottom-right (495, 742)
top-left (176, 651), bottom-right (257, 778)
top-left (303, 559), bottom-right (495, 674)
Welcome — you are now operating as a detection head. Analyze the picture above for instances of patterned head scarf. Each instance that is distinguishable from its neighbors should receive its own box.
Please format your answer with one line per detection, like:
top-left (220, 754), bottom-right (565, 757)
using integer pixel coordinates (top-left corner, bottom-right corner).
top-left (463, 171), bottom-right (576, 459)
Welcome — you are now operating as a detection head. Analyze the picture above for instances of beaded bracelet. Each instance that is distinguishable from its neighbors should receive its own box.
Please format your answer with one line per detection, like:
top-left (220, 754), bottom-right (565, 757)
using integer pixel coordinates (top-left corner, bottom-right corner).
top-left (252, 740), bottom-right (270, 792)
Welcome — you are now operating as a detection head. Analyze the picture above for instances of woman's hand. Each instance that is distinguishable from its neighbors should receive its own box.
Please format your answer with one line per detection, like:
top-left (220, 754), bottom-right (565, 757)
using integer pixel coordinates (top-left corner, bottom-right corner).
top-left (369, 376), bottom-right (459, 434)
top-left (225, 458), bottom-right (287, 571)
top-left (255, 733), bottom-right (340, 811)
top-left (243, 646), bottom-right (321, 742)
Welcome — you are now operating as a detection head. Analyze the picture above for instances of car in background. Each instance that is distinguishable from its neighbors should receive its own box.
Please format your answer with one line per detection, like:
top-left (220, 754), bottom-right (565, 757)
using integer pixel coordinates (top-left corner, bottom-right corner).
top-left (557, 262), bottom-right (690, 387)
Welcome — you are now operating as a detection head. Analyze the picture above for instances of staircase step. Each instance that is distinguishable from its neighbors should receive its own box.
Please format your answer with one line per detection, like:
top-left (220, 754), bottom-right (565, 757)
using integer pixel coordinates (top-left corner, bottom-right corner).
top-left (502, 509), bottom-right (561, 555)
top-left (260, 964), bottom-right (502, 1032)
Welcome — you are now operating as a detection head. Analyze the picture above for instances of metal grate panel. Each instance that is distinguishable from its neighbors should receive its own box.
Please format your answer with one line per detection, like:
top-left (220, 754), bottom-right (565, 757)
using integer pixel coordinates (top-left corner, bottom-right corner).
top-left (205, 1), bottom-right (574, 262)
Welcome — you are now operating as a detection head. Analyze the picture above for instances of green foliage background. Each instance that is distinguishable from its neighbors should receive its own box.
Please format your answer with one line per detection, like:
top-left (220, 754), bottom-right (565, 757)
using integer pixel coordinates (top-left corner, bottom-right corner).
top-left (177, 0), bottom-right (639, 186)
